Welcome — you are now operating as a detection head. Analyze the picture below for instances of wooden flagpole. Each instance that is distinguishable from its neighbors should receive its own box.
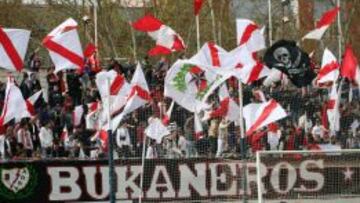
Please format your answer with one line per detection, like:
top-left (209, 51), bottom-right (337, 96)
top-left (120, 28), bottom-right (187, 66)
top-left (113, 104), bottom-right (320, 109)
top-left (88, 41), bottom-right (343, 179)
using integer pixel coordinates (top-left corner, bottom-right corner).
top-left (268, 0), bottom-right (273, 45)
top-left (196, 15), bottom-right (200, 51)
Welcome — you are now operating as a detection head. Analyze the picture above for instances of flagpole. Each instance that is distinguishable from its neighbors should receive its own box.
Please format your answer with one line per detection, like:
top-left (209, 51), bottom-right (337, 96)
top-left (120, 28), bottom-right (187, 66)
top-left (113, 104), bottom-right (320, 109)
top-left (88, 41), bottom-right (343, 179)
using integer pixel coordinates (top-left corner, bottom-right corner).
top-left (268, 0), bottom-right (273, 45)
top-left (196, 15), bottom-right (200, 51)
top-left (337, 0), bottom-right (342, 62)
top-left (139, 135), bottom-right (147, 203)
top-left (209, 0), bottom-right (217, 44)
top-left (238, 80), bottom-right (247, 203)
top-left (124, 7), bottom-right (137, 60)
top-left (93, 0), bottom-right (99, 58)
top-left (107, 78), bottom-right (116, 203)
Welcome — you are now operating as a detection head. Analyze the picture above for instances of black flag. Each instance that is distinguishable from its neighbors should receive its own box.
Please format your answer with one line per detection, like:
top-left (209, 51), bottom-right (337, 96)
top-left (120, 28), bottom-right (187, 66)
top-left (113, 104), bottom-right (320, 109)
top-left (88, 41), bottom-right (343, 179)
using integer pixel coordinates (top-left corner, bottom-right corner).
top-left (264, 40), bottom-right (316, 88)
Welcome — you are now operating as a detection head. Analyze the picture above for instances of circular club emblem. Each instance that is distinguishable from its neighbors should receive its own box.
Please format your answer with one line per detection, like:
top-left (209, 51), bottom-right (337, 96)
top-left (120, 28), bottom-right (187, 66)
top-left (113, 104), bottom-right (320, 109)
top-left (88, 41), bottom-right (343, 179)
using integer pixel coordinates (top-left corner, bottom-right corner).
top-left (0, 165), bottom-right (37, 200)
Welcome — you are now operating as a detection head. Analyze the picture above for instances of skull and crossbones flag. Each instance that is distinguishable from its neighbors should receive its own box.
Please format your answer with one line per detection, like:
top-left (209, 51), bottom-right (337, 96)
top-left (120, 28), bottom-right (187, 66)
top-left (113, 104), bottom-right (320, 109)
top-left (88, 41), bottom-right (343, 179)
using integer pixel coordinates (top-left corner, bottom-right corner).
top-left (264, 40), bottom-right (316, 88)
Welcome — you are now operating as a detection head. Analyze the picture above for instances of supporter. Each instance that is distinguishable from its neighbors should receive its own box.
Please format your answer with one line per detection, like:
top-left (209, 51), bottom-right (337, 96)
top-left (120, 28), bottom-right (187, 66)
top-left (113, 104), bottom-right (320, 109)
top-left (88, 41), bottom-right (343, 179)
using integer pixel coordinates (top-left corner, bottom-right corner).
top-left (267, 123), bottom-right (281, 151)
top-left (17, 120), bottom-right (33, 157)
top-left (146, 139), bottom-right (158, 159)
top-left (208, 118), bottom-right (219, 157)
top-left (116, 123), bottom-right (132, 158)
top-left (39, 121), bottom-right (54, 158)
top-left (216, 117), bottom-right (230, 157)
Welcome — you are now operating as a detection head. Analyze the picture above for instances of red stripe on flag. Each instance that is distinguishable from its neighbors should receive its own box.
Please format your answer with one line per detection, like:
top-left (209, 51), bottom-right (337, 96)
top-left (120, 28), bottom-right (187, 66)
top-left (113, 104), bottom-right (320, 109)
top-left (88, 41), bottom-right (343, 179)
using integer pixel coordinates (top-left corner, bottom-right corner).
top-left (25, 100), bottom-right (36, 116)
top-left (0, 27), bottom-right (24, 71)
top-left (341, 45), bottom-right (359, 81)
top-left (317, 61), bottom-right (338, 81)
top-left (239, 23), bottom-right (258, 46)
top-left (110, 75), bottom-right (126, 95)
top-left (128, 85), bottom-right (151, 101)
top-left (172, 35), bottom-right (185, 51)
top-left (88, 102), bottom-right (98, 112)
top-left (316, 7), bottom-right (340, 28)
top-left (210, 98), bottom-right (230, 118)
top-left (246, 99), bottom-right (278, 136)
top-left (208, 42), bottom-right (221, 67)
top-left (148, 45), bottom-right (172, 56)
top-left (43, 38), bottom-right (84, 68)
top-left (132, 15), bottom-right (163, 32)
top-left (247, 62), bottom-right (264, 83)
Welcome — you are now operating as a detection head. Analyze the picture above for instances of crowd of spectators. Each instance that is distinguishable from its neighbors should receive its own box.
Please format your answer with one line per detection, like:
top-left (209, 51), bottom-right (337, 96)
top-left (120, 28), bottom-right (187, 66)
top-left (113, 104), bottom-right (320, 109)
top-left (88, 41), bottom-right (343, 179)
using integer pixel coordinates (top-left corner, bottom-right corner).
top-left (0, 53), bottom-right (359, 161)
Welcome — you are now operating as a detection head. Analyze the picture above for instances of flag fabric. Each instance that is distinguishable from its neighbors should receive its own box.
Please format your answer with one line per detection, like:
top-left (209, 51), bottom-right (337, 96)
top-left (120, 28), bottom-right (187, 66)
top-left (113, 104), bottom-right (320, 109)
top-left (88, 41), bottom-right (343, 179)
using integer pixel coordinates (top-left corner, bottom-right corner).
top-left (263, 68), bottom-right (285, 87)
top-left (243, 99), bottom-right (287, 136)
top-left (83, 43), bottom-right (96, 58)
top-left (0, 27), bottom-right (30, 72)
top-left (316, 48), bottom-right (339, 85)
top-left (43, 18), bottom-right (84, 72)
top-left (164, 59), bottom-right (224, 112)
top-left (95, 70), bottom-right (131, 117)
top-left (187, 43), bottom-right (269, 84)
top-left (341, 45), bottom-right (360, 85)
top-left (145, 118), bottom-right (170, 144)
top-left (72, 105), bottom-right (84, 127)
top-left (302, 7), bottom-right (340, 40)
top-left (264, 40), bottom-right (316, 88)
top-left (236, 19), bottom-right (266, 52)
top-left (231, 47), bottom-right (270, 84)
top-left (327, 83), bottom-right (341, 132)
top-left (131, 15), bottom-right (185, 56)
top-left (111, 63), bottom-right (151, 131)
top-left (162, 101), bottom-right (175, 125)
top-left (194, 0), bottom-right (205, 16)
top-left (25, 90), bottom-right (42, 116)
top-left (0, 77), bottom-right (31, 125)
top-left (85, 101), bottom-right (100, 130)
top-left (206, 84), bottom-right (239, 122)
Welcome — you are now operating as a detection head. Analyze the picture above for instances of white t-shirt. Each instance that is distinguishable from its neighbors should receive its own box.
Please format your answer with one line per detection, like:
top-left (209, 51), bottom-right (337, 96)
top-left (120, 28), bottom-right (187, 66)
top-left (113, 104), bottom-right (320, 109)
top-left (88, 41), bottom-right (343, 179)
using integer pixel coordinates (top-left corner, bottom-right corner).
top-left (267, 130), bottom-right (281, 150)
top-left (39, 127), bottom-right (54, 148)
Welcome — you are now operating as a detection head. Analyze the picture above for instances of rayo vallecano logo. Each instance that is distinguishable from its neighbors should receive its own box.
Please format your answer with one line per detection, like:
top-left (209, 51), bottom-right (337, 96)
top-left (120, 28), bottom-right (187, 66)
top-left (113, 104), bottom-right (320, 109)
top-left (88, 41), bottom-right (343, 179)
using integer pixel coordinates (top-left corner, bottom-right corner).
top-left (0, 165), bottom-right (37, 200)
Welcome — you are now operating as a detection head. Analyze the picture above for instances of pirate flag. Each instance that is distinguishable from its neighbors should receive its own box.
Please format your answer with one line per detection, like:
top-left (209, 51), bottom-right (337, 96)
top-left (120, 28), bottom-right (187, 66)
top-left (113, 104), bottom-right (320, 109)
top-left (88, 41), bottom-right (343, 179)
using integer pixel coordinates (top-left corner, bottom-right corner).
top-left (264, 40), bottom-right (316, 87)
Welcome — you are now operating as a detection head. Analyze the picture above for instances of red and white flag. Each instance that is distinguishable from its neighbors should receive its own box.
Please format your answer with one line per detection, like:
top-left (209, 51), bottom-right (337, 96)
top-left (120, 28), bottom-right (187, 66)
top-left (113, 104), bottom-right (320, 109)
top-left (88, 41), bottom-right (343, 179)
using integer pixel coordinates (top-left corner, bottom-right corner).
top-left (194, 0), bottom-right (205, 16)
top-left (187, 42), bottom-right (269, 83)
top-left (0, 77), bottom-right (31, 125)
top-left (112, 63), bottom-right (151, 131)
top-left (132, 15), bottom-right (185, 56)
top-left (162, 101), bottom-right (175, 125)
top-left (317, 48), bottom-right (339, 85)
top-left (230, 47), bottom-right (270, 84)
top-left (85, 101), bottom-right (101, 130)
top-left (243, 99), bottom-right (287, 136)
top-left (302, 6), bottom-right (340, 40)
top-left (72, 105), bottom-right (84, 127)
top-left (43, 18), bottom-right (84, 72)
top-left (25, 90), bottom-right (42, 116)
top-left (341, 45), bottom-right (360, 85)
top-left (0, 27), bottom-right (30, 72)
top-left (206, 84), bottom-right (239, 122)
top-left (95, 70), bottom-right (131, 116)
top-left (236, 19), bottom-right (265, 52)
top-left (189, 42), bottom-right (229, 68)
top-left (327, 83), bottom-right (341, 132)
